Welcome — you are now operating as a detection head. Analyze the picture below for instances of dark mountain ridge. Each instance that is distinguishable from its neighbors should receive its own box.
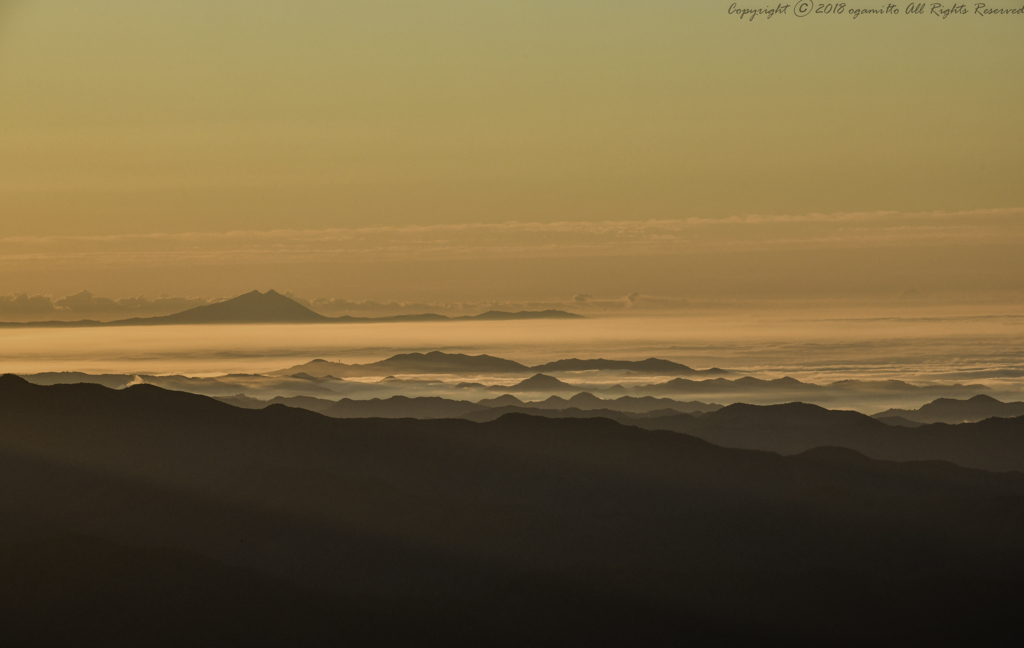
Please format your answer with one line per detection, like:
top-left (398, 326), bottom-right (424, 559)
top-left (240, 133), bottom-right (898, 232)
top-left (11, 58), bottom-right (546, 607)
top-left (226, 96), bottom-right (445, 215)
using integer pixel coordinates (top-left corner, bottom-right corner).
top-left (142, 289), bottom-right (328, 324)
top-left (606, 401), bottom-right (1024, 473)
top-left (0, 291), bottom-right (583, 327)
top-left (529, 357), bottom-right (729, 376)
top-left (486, 373), bottom-right (577, 393)
top-left (276, 351), bottom-right (728, 378)
top-left (323, 396), bottom-right (488, 419)
top-left (462, 406), bottom-right (694, 426)
top-left (2, 375), bottom-right (1024, 645)
top-left (277, 352), bottom-right (532, 378)
top-left (19, 371), bottom-right (136, 389)
top-left (874, 394), bottom-right (1024, 424)
top-left (217, 391), bottom-right (721, 419)
top-left (640, 374), bottom-right (990, 400)
top-left (475, 392), bottom-right (721, 414)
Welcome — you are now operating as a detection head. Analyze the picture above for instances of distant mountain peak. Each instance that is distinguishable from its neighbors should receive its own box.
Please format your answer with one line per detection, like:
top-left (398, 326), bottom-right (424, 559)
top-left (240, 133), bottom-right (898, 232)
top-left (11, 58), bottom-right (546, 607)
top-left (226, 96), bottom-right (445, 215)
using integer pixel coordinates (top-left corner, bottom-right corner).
top-left (529, 357), bottom-right (726, 376)
top-left (966, 394), bottom-right (1001, 403)
top-left (371, 352), bottom-right (531, 374)
top-left (490, 373), bottom-right (579, 393)
top-left (146, 290), bottom-right (328, 325)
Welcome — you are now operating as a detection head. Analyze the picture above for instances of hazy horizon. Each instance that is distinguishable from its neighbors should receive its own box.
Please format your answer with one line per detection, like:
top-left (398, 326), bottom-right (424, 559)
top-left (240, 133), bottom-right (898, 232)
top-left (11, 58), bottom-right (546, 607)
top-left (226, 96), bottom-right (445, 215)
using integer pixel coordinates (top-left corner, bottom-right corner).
top-left (2, 2), bottom-right (1021, 301)
top-left (5, 306), bottom-right (1023, 411)
top-left (3, 4), bottom-right (1024, 642)
top-left (3, 284), bottom-right (1023, 322)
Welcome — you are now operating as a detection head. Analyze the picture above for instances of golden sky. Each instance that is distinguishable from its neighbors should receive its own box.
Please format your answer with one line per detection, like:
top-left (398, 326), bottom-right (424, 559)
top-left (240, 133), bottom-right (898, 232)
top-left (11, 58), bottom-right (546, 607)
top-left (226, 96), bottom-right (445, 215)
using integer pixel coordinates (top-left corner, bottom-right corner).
top-left (1, 1), bottom-right (1022, 302)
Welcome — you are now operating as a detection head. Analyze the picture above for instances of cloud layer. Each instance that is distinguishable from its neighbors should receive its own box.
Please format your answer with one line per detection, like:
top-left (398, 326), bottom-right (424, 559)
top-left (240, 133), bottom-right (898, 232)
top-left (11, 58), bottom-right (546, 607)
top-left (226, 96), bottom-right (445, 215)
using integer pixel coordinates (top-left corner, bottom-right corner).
top-left (3, 208), bottom-right (1022, 266)
top-left (2, 208), bottom-right (1022, 302)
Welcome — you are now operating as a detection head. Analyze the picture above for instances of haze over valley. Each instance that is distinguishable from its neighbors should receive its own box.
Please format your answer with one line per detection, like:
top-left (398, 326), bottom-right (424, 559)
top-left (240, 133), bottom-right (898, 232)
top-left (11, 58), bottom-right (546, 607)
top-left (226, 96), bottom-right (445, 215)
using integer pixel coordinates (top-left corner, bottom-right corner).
top-left (2, 1), bottom-right (1022, 644)
top-left (5, 290), bottom-right (1023, 415)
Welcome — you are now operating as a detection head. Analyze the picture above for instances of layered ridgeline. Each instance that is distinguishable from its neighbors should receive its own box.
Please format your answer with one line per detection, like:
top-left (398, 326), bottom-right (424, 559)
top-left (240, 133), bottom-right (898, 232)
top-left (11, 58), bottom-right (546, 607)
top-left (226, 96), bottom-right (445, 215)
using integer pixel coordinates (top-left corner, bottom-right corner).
top-left (0, 290), bottom-right (584, 327)
top-left (219, 392), bottom-right (722, 418)
top-left (874, 394), bottom-right (1024, 425)
top-left (23, 348), bottom-right (994, 413)
top-left (275, 351), bottom-right (727, 378)
top-left (1, 375), bottom-right (1023, 645)
top-left (270, 354), bottom-right (990, 407)
top-left (224, 392), bottom-right (1024, 473)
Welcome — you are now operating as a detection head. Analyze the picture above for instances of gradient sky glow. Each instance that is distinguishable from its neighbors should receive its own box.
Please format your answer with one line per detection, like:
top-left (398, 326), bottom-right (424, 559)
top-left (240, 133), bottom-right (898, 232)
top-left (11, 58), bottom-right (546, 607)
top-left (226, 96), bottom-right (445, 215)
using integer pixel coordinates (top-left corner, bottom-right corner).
top-left (1, 1), bottom-right (1022, 302)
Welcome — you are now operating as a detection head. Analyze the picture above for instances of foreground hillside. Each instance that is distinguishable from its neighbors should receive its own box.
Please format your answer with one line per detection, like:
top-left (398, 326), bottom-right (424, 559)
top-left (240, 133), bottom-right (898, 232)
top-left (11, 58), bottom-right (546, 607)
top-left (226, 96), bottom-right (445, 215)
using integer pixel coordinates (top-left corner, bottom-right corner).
top-left (622, 402), bottom-right (1024, 472)
top-left (1, 375), bottom-right (1023, 646)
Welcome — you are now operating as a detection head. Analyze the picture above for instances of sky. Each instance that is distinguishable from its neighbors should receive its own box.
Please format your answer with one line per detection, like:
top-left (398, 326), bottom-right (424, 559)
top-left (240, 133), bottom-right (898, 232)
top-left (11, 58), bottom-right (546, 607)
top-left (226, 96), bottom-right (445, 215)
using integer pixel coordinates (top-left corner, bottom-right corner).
top-left (0, 1), bottom-right (1022, 306)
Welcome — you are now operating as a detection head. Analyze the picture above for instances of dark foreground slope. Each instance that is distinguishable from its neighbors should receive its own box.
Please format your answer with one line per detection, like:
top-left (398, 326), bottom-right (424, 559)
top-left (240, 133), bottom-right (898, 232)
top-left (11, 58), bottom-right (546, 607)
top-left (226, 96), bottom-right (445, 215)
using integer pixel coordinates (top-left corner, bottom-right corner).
top-left (2, 376), bottom-right (1024, 646)
top-left (874, 394), bottom-right (1024, 424)
top-left (626, 402), bottom-right (1024, 472)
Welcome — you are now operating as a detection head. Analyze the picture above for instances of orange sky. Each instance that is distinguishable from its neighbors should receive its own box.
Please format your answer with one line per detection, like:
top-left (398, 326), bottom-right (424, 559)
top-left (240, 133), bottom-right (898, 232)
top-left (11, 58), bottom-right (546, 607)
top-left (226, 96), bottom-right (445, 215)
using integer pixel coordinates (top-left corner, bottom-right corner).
top-left (1, 1), bottom-right (1021, 303)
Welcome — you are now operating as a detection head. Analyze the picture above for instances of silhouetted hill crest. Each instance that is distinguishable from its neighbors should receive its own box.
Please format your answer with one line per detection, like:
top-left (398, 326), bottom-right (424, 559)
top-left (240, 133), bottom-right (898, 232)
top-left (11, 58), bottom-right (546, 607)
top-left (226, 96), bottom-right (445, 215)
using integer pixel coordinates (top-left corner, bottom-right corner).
top-left (701, 402), bottom-right (887, 431)
top-left (794, 446), bottom-right (875, 464)
top-left (3, 379), bottom-right (1024, 645)
top-left (380, 351), bottom-right (530, 373)
top-left (469, 309), bottom-right (584, 321)
top-left (0, 294), bottom-right (584, 327)
top-left (277, 351), bottom-right (532, 377)
top-left (136, 290), bottom-right (329, 325)
top-left (489, 374), bottom-right (579, 393)
top-left (0, 373), bottom-right (30, 387)
top-left (874, 394), bottom-right (1024, 424)
top-left (529, 357), bottom-right (727, 376)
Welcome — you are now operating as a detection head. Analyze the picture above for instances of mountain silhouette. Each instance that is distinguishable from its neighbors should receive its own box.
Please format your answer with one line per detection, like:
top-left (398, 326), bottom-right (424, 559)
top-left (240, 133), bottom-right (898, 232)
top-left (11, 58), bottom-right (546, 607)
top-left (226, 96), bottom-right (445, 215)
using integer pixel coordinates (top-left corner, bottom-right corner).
top-left (276, 353), bottom-right (730, 379)
top-left (19, 371), bottom-right (135, 389)
top-left (126, 290), bottom-right (329, 325)
top-left (278, 352), bottom-right (532, 378)
top-left (637, 374), bottom-right (991, 406)
top-left (874, 394), bottom-right (1024, 424)
top-left (530, 357), bottom-right (728, 375)
top-left (462, 405), bottom-right (694, 425)
top-left (614, 401), bottom-right (1024, 472)
top-left (487, 373), bottom-right (578, 393)
top-left (217, 393), bottom-right (340, 414)
top-left (463, 309), bottom-right (584, 321)
top-left (641, 376), bottom-right (818, 395)
top-left (368, 351), bottom-right (530, 374)
top-left (222, 391), bottom-right (722, 419)
top-left (323, 396), bottom-right (487, 419)
top-left (2, 375), bottom-right (1023, 645)
top-left (874, 415), bottom-right (927, 428)
top-left (474, 392), bottom-right (720, 414)
top-left (0, 293), bottom-right (584, 327)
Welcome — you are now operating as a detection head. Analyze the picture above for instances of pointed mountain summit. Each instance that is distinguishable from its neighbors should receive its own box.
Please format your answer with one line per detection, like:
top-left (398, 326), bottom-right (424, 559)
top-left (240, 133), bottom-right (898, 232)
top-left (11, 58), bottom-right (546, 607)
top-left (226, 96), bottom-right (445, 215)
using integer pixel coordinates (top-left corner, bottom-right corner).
top-left (131, 290), bottom-right (329, 325)
top-left (488, 373), bottom-right (579, 393)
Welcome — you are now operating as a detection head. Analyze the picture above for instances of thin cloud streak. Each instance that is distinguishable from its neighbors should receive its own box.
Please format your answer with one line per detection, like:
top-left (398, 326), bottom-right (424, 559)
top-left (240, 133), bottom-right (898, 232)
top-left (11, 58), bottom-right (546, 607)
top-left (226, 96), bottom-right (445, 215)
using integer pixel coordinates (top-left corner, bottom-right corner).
top-left (2, 208), bottom-right (1022, 267)
top-left (4, 207), bottom-right (1023, 245)
top-left (0, 289), bottom-right (688, 321)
